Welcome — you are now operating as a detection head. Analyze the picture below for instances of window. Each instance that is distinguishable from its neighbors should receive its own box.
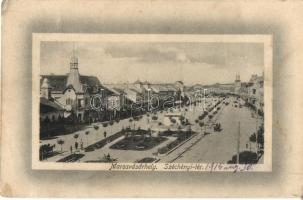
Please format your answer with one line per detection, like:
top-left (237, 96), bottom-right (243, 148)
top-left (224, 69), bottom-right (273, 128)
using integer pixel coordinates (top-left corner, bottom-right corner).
top-left (66, 98), bottom-right (73, 105)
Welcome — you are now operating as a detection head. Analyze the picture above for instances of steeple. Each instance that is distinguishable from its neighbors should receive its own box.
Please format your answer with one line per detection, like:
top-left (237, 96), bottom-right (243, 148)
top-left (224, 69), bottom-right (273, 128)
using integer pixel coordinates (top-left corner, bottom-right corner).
top-left (235, 73), bottom-right (241, 82)
top-left (70, 42), bottom-right (78, 69)
top-left (66, 42), bottom-right (83, 93)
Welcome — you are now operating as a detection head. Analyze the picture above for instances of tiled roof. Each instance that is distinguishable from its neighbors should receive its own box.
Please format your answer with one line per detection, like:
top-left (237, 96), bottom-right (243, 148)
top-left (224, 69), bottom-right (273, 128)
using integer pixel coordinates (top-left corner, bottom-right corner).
top-left (40, 75), bottom-right (67, 92)
top-left (40, 75), bottom-right (106, 94)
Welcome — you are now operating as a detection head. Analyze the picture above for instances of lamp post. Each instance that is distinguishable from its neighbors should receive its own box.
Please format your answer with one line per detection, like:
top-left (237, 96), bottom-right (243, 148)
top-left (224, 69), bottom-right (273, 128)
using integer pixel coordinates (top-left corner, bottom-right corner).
top-left (237, 121), bottom-right (241, 164)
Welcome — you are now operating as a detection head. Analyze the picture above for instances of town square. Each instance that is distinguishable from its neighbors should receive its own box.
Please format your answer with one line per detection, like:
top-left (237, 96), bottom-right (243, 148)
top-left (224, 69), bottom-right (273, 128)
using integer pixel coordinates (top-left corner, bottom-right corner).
top-left (39, 40), bottom-right (265, 165)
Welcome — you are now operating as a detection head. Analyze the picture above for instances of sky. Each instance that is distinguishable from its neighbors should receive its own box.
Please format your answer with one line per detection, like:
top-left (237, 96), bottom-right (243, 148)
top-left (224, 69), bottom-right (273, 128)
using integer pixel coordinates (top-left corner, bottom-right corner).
top-left (40, 41), bottom-right (264, 85)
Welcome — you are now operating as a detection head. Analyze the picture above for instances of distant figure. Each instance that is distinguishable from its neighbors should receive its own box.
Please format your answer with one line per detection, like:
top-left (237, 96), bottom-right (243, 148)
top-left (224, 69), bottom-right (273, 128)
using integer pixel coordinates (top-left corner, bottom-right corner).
top-left (75, 142), bottom-right (78, 150)
top-left (70, 146), bottom-right (73, 154)
top-left (80, 141), bottom-right (83, 150)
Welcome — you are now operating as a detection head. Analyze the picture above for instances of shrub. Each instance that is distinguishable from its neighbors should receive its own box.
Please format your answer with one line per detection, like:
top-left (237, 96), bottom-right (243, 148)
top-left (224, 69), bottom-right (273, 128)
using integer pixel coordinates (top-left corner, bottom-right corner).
top-left (152, 116), bottom-right (158, 120)
top-left (170, 118), bottom-right (176, 124)
top-left (158, 146), bottom-right (169, 154)
top-left (249, 133), bottom-right (257, 142)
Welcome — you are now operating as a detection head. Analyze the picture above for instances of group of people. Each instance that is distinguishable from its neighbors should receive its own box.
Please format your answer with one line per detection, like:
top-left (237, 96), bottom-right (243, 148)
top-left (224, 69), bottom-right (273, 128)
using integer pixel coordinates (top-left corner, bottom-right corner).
top-left (70, 139), bottom-right (84, 154)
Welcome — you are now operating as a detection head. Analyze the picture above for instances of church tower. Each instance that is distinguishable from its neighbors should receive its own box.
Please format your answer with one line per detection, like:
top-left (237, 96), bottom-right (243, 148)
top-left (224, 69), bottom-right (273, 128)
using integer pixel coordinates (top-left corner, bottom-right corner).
top-left (234, 73), bottom-right (241, 95)
top-left (66, 44), bottom-right (83, 93)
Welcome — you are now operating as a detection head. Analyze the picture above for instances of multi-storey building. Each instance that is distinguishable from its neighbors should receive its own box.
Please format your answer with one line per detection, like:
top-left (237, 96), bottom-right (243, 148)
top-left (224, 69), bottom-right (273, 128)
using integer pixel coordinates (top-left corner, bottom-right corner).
top-left (40, 54), bottom-right (112, 122)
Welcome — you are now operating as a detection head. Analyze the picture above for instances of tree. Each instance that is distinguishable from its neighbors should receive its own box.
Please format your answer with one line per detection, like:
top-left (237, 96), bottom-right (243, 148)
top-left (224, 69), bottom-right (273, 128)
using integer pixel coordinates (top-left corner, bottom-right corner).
top-left (249, 133), bottom-right (257, 143)
top-left (152, 116), bottom-right (158, 120)
top-left (57, 139), bottom-right (64, 153)
top-left (74, 134), bottom-right (79, 142)
top-left (85, 131), bottom-right (90, 147)
top-left (257, 125), bottom-right (264, 150)
top-left (199, 122), bottom-right (204, 133)
top-left (177, 126), bottom-right (183, 140)
top-left (147, 128), bottom-right (152, 137)
top-left (170, 118), bottom-right (176, 124)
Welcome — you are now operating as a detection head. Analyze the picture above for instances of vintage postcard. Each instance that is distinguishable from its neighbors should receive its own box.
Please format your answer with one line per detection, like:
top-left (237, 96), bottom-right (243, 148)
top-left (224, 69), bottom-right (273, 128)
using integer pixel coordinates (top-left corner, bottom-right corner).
top-left (2, 0), bottom-right (303, 197)
top-left (32, 34), bottom-right (272, 171)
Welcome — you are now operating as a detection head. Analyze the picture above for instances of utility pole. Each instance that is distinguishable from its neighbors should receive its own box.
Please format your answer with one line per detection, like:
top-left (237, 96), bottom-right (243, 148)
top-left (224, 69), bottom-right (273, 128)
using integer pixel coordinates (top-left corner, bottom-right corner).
top-left (237, 121), bottom-right (240, 164)
top-left (256, 109), bottom-right (259, 154)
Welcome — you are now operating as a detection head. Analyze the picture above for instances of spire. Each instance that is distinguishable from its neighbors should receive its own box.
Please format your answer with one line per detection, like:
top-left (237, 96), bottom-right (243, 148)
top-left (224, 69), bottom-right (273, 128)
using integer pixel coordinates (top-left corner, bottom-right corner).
top-left (70, 42), bottom-right (78, 69)
top-left (67, 42), bottom-right (82, 93)
top-left (235, 73), bottom-right (241, 82)
top-left (73, 42), bottom-right (75, 57)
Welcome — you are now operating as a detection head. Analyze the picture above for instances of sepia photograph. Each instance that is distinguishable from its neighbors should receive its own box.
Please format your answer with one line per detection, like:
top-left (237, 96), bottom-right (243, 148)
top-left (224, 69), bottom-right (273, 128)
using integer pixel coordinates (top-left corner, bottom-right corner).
top-left (32, 34), bottom-right (272, 171)
top-left (3, 0), bottom-right (303, 197)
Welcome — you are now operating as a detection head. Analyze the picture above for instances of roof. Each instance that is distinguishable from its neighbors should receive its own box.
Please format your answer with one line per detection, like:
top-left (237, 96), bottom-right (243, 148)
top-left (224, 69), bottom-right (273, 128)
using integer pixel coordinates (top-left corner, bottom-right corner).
top-left (80, 76), bottom-right (102, 87)
top-left (103, 85), bottom-right (123, 96)
top-left (40, 75), bottom-right (104, 94)
top-left (134, 79), bottom-right (142, 84)
top-left (175, 81), bottom-right (184, 84)
top-left (40, 75), bottom-right (67, 92)
top-left (152, 84), bottom-right (177, 92)
top-left (249, 74), bottom-right (263, 83)
top-left (40, 97), bottom-right (64, 113)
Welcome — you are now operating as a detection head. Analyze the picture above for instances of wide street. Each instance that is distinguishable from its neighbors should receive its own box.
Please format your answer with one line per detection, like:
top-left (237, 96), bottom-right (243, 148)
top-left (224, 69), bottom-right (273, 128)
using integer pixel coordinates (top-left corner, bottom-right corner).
top-left (161, 97), bottom-right (262, 163)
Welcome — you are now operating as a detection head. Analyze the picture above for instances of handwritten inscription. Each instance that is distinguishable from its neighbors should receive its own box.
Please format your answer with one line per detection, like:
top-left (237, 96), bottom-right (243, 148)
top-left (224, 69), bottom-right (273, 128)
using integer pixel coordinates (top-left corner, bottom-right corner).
top-left (109, 163), bottom-right (254, 172)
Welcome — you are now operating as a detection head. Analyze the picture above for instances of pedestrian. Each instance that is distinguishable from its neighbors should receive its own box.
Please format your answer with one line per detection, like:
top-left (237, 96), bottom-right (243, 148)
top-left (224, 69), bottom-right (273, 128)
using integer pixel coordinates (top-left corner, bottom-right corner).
top-left (75, 141), bottom-right (78, 150)
top-left (70, 146), bottom-right (73, 154)
top-left (80, 141), bottom-right (83, 150)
